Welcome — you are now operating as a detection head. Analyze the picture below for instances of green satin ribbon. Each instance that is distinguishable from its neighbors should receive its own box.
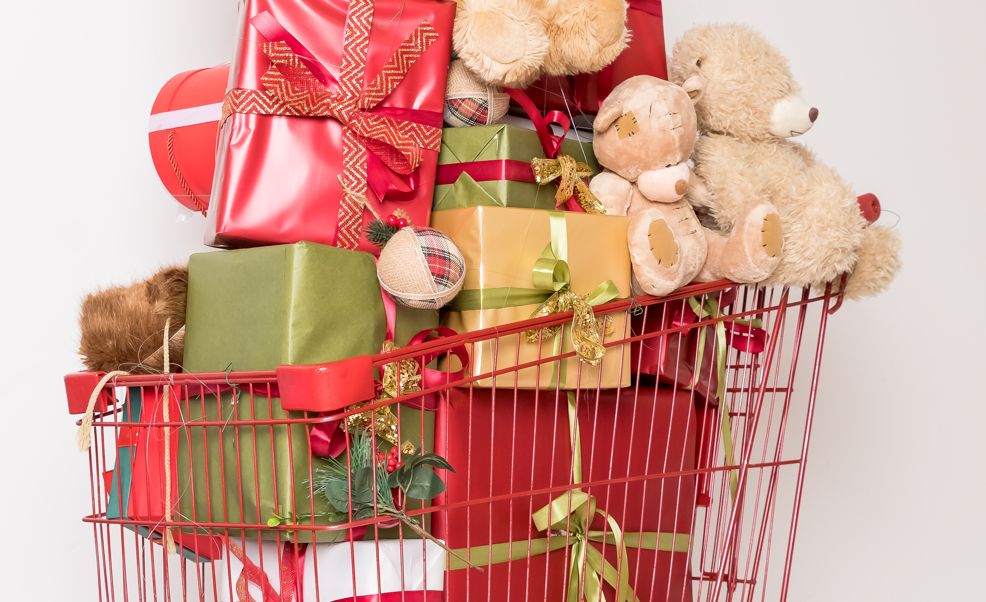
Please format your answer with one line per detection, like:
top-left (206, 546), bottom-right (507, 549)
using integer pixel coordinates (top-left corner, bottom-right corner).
top-left (448, 392), bottom-right (691, 602)
top-left (685, 296), bottom-right (761, 503)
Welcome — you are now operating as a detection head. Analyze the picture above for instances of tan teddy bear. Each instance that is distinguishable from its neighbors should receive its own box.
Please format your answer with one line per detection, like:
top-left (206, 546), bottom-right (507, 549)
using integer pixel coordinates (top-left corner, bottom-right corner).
top-left (590, 76), bottom-right (783, 297)
top-left (452, 0), bottom-right (629, 88)
top-left (670, 23), bottom-right (902, 299)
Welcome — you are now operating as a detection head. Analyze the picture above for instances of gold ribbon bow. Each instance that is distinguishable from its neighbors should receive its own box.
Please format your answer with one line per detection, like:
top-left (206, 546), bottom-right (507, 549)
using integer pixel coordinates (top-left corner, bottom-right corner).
top-left (531, 155), bottom-right (606, 214)
top-left (344, 341), bottom-right (422, 448)
top-left (221, 0), bottom-right (441, 249)
top-left (524, 212), bottom-right (619, 366)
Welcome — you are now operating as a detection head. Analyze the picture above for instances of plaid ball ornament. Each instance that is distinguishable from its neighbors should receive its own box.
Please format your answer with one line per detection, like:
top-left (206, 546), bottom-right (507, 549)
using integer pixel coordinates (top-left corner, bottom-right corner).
top-left (376, 225), bottom-right (466, 310)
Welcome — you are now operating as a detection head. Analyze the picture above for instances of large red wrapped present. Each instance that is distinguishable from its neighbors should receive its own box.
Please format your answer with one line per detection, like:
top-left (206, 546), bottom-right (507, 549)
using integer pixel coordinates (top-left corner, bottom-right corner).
top-left (515, 1), bottom-right (667, 118)
top-left (434, 386), bottom-right (696, 602)
top-left (205, 0), bottom-right (455, 254)
top-left (148, 65), bottom-right (228, 214)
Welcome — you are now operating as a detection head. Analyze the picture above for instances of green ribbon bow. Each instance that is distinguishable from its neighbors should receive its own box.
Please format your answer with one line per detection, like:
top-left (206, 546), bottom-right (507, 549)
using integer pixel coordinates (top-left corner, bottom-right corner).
top-left (448, 392), bottom-right (691, 602)
top-left (524, 212), bottom-right (619, 371)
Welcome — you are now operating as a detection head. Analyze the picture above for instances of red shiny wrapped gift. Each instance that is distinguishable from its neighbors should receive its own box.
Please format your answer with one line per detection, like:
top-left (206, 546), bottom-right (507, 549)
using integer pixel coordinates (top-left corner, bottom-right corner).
top-left (206, 0), bottom-right (456, 253)
top-left (517, 0), bottom-right (667, 117)
top-left (434, 386), bottom-right (696, 602)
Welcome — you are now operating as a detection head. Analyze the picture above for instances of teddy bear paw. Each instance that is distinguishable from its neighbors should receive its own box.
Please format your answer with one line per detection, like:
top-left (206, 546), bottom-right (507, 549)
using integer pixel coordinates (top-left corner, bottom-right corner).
top-left (762, 213), bottom-right (783, 259)
top-left (453, 1), bottom-right (550, 88)
top-left (542, 0), bottom-right (629, 75)
top-left (628, 210), bottom-right (682, 297)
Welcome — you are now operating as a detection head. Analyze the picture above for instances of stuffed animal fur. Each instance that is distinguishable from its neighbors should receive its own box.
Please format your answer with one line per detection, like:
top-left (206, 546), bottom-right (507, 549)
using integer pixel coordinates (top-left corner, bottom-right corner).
top-left (670, 23), bottom-right (901, 299)
top-left (79, 265), bottom-right (188, 373)
top-left (589, 76), bottom-right (783, 297)
top-left (452, 0), bottom-right (629, 88)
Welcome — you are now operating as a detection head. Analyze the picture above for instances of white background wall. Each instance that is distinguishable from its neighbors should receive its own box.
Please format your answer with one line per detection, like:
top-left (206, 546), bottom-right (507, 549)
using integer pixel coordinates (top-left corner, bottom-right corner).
top-left (2, 1), bottom-right (982, 599)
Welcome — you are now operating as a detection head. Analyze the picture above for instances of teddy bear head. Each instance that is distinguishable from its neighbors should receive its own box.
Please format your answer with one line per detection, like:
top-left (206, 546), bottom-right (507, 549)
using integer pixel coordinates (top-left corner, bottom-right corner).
top-left (593, 75), bottom-right (702, 202)
top-left (669, 23), bottom-right (818, 141)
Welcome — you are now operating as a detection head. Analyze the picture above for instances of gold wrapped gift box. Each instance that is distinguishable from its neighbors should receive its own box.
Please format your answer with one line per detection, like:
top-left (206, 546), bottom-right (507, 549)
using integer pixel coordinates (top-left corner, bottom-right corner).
top-left (432, 206), bottom-right (631, 389)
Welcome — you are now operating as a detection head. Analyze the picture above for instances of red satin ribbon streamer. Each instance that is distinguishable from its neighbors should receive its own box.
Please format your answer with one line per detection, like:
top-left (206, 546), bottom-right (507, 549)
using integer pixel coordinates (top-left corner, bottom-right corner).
top-left (332, 592), bottom-right (445, 602)
top-left (434, 159), bottom-right (535, 186)
top-left (672, 300), bottom-right (768, 355)
top-left (225, 537), bottom-right (308, 602)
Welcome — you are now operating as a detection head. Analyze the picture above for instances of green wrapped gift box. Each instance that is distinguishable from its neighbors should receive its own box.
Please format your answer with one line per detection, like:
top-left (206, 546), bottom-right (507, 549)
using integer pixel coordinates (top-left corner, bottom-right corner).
top-left (432, 122), bottom-right (597, 212)
top-left (184, 241), bottom-right (437, 372)
top-left (178, 242), bottom-right (437, 542)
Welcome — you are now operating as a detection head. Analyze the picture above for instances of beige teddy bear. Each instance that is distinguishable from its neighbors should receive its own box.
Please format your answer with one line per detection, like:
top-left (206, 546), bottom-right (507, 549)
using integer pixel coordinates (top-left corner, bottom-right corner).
top-left (452, 0), bottom-right (629, 88)
top-left (670, 23), bottom-right (902, 299)
top-left (590, 76), bottom-right (783, 297)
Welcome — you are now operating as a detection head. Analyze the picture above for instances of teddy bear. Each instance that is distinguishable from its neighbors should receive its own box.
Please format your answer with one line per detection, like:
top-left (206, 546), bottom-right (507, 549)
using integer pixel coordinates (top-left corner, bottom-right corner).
top-left (451, 0), bottom-right (629, 88)
top-left (669, 23), bottom-right (902, 299)
top-left (589, 75), bottom-right (784, 297)
top-left (79, 265), bottom-right (188, 373)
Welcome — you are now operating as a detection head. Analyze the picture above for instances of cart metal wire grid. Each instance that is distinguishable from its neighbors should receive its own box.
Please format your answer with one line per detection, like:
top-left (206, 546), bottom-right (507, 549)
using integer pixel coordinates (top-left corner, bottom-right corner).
top-left (68, 279), bottom-right (844, 602)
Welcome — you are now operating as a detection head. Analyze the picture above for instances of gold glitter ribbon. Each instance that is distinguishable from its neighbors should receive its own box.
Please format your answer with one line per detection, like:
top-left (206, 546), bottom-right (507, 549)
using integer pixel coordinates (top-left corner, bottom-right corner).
top-left (531, 155), bottom-right (606, 214)
top-left (344, 341), bottom-right (422, 447)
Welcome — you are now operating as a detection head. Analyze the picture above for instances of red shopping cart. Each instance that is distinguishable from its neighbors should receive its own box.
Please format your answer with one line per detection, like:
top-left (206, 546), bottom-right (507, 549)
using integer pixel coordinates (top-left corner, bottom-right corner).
top-left (68, 278), bottom-right (843, 602)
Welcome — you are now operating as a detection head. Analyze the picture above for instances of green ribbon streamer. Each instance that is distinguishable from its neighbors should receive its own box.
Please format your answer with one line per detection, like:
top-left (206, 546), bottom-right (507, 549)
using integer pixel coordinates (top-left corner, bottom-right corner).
top-left (684, 296), bottom-right (760, 503)
top-left (448, 392), bottom-right (690, 602)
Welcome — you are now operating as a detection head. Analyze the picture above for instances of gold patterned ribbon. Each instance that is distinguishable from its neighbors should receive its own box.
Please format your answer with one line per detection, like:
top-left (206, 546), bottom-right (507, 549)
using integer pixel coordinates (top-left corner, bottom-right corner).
top-left (448, 392), bottom-right (691, 602)
top-left (221, 0), bottom-right (442, 249)
top-left (531, 156), bottom-right (606, 214)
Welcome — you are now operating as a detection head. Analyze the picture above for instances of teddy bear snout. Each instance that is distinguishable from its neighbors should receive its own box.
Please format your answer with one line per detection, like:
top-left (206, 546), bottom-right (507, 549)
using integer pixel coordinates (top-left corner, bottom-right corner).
top-left (769, 95), bottom-right (815, 138)
top-left (637, 164), bottom-right (691, 203)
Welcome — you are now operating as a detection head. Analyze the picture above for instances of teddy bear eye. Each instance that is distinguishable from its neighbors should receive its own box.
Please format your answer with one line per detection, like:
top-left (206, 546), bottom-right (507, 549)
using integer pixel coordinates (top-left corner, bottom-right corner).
top-left (666, 164), bottom-right (672, 168)
top-left (696, 58), bottom-right (702, 68)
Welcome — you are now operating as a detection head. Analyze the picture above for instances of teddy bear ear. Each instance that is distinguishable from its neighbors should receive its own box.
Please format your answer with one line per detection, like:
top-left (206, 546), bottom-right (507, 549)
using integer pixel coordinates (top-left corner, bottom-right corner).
top-left (681, 75), bottom-right (705, 104)
top-left (594, 97), bottom-right (627, 133)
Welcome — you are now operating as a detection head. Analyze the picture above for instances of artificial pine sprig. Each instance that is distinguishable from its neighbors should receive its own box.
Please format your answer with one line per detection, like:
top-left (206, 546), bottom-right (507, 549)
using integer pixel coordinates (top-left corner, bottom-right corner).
top-left (365, 210), bottom-right (413, 249)
top-left (312, 429), bottom-right (482, 571)
top-left (365, 219), bottom-right (400, 249)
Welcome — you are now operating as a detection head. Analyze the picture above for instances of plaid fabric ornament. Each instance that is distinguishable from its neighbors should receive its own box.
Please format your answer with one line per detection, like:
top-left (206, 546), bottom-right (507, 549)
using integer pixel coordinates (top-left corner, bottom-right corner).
top-left (374, 222), bottom-right (466, 310)
top-left (443, 59), bottom-right (509, 127)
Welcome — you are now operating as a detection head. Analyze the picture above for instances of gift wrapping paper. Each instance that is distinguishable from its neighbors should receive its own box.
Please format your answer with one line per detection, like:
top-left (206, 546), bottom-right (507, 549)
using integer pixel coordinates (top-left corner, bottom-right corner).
top-left (218, 538), bottom-right (446, 602)
top-left (434, 386), bottom-right (697, 602)
top-left (432, 206), bottom-right (631, 389)
top-left (205, 0), bottom-right (456, 253)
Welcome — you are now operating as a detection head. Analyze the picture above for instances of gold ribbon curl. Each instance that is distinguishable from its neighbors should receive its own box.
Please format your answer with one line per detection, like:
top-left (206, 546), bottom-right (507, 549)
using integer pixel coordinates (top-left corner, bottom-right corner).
top-left (531, 155), bottom-right (606, 214)
top-left (344, 341), bottom-right (422, 447)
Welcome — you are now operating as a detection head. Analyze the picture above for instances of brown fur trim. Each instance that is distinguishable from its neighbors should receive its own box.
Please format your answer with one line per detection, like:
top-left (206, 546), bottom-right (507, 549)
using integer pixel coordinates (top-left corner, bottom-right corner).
top-left (79, 264), bottom-right (188, 374)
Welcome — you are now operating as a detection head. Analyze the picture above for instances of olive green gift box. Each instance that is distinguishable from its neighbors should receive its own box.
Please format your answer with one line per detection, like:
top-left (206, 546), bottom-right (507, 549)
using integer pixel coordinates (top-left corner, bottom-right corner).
top-left (177, 242), bottom-right (436, 542)
top-left (432, 122), bottom-right (598, 212)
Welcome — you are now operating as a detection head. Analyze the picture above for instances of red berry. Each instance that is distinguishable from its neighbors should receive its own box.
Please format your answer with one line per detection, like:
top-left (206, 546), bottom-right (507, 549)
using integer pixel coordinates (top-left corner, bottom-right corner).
top-left (387, 466), bottom-right (395, 473)
top-left (396, 218), bottom-right (408, 229)
top-left (388, 458), bottom-right (397, 467)
top-left (396, 461), bottom-right (403, 468)
top-left (386, 215), bottom-right (398, 226)
top-left (390, 447), bottom-right (399, 455)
